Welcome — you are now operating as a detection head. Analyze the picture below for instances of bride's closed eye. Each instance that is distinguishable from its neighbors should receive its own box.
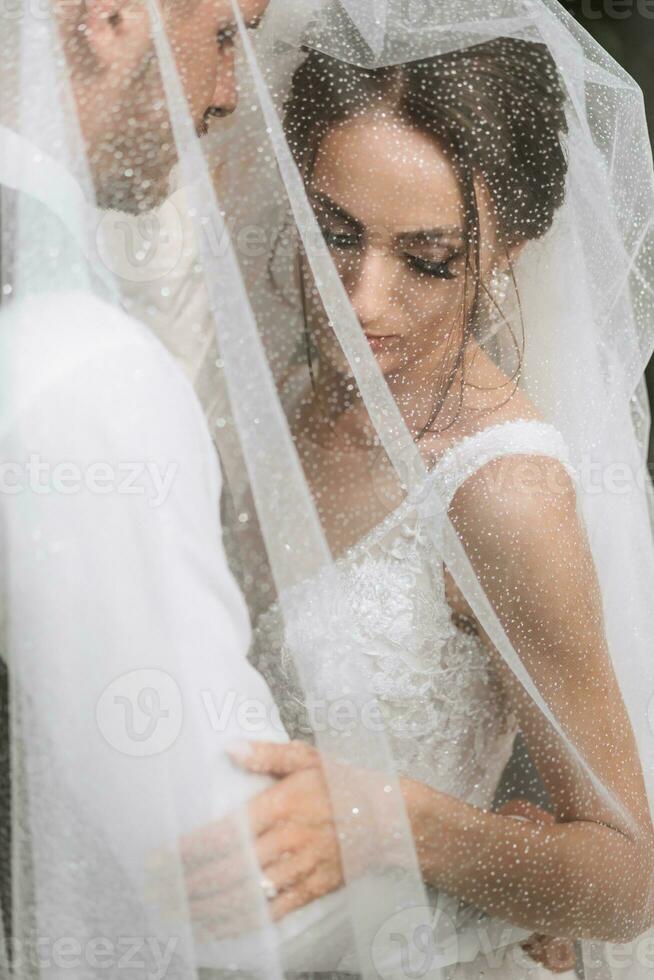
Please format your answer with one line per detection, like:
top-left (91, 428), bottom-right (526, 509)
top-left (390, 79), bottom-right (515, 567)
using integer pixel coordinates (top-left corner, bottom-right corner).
top-left (320, 225), bottom-right (362, 251)
top-left (312, 190), bottom-right (463, 280)
top-left (403, 250), bottom-right (462, 280)
top-left (320, 223), bottom-right (462, 281)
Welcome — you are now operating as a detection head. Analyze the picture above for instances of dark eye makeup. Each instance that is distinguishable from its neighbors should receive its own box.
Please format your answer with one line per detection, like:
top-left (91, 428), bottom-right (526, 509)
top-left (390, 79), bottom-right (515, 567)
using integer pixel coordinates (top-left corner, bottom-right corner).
top-left (320, 226), bottom-right (362, 251)
top-left (403, 251), bottom-right (461, 280)
top-left (312, 192), bottom-right (463, 281)
top-left (319, 223), bottom-right (461, 280)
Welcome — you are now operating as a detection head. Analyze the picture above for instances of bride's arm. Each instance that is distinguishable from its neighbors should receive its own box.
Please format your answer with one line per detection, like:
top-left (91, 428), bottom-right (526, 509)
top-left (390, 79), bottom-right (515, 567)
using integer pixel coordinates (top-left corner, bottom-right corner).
top-left (409, 453), bottom-right (654, 944)
top-left (402, 764), bottom-right (652, 945)
top-left (189, 456), bottom-right (654, 944)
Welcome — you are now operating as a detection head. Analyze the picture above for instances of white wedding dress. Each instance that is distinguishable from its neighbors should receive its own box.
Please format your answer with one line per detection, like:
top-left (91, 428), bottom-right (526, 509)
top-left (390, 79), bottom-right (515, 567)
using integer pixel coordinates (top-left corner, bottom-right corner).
top-left (122, 190), bottom-right (579, 977)
top-left (249, 418), bottom-right (580, 980)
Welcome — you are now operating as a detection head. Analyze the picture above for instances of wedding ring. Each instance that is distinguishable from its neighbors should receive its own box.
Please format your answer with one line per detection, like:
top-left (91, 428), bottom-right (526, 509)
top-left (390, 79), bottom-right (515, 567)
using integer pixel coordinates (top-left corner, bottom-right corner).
top-left (260, 875), bottom-right (279, 901)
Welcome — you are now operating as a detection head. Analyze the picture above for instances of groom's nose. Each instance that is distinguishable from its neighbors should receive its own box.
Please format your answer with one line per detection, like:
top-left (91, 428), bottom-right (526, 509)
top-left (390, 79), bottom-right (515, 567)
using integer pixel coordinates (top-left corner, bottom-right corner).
top-left (211, 46), bottom-right (238, 118)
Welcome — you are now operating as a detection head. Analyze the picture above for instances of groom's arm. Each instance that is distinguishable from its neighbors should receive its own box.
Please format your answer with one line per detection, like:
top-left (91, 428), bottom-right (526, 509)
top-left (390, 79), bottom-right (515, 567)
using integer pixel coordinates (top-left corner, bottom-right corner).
top-left (0, 292), bottom-right (284, 908)
top-left (0, 291), bottom-right (365, 974)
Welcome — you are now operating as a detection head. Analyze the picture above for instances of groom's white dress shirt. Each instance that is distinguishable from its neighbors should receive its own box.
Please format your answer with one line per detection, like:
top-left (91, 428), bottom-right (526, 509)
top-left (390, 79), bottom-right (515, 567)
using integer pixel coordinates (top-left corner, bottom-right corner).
top-left (0, 285), bottom-right (359, 973)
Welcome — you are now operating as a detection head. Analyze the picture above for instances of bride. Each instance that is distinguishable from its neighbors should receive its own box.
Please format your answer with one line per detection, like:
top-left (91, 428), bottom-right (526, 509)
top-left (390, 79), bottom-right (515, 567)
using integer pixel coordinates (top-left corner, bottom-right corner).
top-left (182, 25), bottom-right (654, 980)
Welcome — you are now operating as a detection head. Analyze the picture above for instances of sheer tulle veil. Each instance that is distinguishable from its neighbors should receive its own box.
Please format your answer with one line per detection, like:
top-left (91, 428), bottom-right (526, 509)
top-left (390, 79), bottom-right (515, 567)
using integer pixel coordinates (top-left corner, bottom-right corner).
top-left (0, 1), bottom-right (654, 979)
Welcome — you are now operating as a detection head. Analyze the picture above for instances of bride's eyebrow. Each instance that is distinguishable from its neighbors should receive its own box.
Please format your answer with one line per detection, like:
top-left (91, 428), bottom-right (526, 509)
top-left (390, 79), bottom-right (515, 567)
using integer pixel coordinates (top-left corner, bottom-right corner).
top-left (309, 192), bottom-right (363, 233)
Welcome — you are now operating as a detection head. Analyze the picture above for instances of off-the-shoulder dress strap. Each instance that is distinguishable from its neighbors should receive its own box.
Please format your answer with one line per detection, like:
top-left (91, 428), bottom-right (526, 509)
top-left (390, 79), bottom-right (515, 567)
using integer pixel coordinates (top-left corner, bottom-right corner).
top-left (427, 419), bottom-right (578, 510)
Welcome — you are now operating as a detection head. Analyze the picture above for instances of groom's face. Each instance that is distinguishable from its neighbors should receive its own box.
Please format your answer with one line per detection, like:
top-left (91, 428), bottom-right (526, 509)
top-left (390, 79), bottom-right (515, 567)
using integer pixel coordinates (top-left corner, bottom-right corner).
top-left (63, 0), bottom-right (268, 212)
top-left (168, 0), bottom-right (269, 132)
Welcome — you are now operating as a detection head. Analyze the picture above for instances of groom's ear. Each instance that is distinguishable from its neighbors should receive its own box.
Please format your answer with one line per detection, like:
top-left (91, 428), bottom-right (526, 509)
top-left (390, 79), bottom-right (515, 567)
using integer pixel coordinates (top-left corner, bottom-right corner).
top-left (83, 1), bottom-right (152, 72)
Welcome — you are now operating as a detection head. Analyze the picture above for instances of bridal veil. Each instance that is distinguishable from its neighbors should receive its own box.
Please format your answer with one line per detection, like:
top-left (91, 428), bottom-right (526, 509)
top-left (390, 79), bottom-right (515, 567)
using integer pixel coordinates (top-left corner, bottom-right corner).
top-left (1, 1), bottom-right (654, 978)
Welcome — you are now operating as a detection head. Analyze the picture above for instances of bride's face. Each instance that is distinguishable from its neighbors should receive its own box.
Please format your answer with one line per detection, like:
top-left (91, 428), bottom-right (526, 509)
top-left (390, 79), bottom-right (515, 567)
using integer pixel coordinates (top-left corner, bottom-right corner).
top-left (306, 113), bottom-right (501, 380)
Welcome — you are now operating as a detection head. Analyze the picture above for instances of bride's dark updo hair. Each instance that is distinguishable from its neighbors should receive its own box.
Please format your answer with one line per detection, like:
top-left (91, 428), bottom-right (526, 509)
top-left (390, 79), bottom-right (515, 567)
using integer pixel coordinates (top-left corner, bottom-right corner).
top-left (284, 36), bottom-right (569, 249)
top-left (283, 37), bottom-right (569, 431)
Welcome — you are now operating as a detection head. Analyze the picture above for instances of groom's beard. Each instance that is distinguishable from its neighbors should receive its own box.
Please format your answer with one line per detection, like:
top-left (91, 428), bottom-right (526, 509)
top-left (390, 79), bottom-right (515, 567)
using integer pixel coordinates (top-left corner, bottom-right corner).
top-left (92, 129), bottom-right (175, 215)
top-left (90, 47), bottom-right (208, 215)
top-left (92, 107), bottom-right (217, 215)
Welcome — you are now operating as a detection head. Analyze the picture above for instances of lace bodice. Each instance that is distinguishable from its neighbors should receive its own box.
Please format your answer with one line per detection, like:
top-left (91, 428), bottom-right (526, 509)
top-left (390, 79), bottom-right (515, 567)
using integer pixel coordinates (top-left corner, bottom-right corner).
top-left (249, 420), bottom-right (577, 808)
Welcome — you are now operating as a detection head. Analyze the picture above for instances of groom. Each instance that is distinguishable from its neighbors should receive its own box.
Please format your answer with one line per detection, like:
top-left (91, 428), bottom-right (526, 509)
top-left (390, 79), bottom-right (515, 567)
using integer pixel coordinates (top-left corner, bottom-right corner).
top-left (0, 0), bottom-right (312, 963)
top-left (3, 2), bottom-right (399, 972)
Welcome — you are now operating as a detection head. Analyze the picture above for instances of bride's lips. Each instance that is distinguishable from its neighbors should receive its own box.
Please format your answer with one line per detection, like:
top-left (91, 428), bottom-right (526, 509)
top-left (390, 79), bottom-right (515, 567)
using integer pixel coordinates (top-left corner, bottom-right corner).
top-left (364, 333), bottom-right (400, 352)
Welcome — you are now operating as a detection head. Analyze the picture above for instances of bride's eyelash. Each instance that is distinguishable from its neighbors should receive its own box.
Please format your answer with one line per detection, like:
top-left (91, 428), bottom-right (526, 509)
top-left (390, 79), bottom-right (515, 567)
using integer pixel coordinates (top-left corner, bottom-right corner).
top-left (404, 252), bottom-right (460, 280)
top-left (321, 224), bottom-right (460, 281)
top-left (320, 226), bottom-right (361, 250)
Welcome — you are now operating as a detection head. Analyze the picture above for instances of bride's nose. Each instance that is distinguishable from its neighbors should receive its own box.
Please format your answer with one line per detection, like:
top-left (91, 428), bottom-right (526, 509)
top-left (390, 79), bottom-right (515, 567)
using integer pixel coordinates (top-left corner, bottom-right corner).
top-left (210, 47), bottom-right (237, 118)
top-left (350, 250), bottom-right (394, 329)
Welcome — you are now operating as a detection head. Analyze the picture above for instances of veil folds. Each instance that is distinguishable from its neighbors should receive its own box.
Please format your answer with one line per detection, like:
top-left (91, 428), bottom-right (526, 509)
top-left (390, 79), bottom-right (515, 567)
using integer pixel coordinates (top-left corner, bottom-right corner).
top-left (1, 2), bottom-right (654, 979)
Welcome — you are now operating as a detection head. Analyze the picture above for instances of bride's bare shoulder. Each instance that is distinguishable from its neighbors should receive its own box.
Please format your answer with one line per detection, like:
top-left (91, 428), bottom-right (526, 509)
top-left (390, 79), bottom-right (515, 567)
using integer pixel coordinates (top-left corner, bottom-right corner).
top-left (431, 346), bottom-right (580, 622)
top-left (419, 342), bottom-right (578, 550)
top-left (418, 342), bottom-right (545, 467)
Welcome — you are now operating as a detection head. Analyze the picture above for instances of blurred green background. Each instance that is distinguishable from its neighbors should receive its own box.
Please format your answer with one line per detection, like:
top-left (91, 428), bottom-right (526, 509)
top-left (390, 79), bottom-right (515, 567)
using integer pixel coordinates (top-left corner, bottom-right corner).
top-left (566, 1), bottom-right (654, 465)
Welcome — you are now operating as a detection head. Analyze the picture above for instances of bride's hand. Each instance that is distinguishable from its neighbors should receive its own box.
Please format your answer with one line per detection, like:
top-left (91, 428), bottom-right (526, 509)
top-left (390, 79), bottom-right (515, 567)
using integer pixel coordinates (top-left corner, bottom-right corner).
top-left (180, 745), bottom-right (579, 968)
top-left (183, 739), bottom-right (382, 935)
top-left (224, 739), bottom-right (348, 921)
